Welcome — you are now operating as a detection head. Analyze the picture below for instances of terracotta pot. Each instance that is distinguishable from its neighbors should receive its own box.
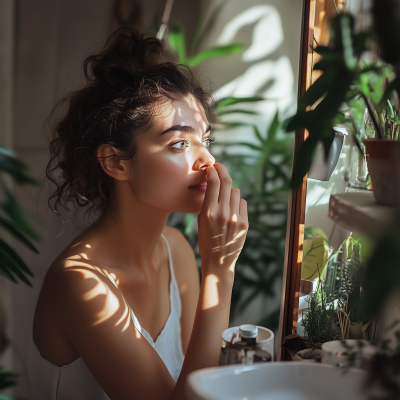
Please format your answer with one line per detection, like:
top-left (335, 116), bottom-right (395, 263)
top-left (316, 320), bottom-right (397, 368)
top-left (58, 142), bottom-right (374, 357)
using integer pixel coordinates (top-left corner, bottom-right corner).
top-left (364, 139), bottom-right (400, 206)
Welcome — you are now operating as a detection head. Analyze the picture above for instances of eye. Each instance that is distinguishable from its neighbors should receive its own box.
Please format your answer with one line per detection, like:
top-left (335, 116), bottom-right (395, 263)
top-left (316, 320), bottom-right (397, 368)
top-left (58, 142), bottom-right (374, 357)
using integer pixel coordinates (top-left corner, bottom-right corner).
top-left (202, 135), bottom-right (215, 148)
top-left (171, 139), bottom-right (189, 149)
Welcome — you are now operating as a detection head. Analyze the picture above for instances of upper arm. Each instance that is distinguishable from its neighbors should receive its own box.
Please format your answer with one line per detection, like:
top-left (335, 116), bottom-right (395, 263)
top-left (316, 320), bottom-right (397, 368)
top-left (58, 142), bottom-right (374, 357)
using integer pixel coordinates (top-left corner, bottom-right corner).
top-left (163, 227), bottom-right (200, 354)
top-left (57, 264), bottom-right (175, 400)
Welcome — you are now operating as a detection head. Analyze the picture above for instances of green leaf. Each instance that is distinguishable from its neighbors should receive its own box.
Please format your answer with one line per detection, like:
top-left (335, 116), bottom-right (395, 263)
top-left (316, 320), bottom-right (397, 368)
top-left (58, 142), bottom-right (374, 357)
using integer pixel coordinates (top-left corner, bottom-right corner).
top-left (0, 238), bottom-right (34, 277)
top-left (0, 146), bottom-right (16, 158)
top-left (304, 227), bottom-right (329, 250)
top-left (252, 125), bottom-right (265, 146)
top-left (0, 264), bottom-right (18, 284)
top-left (302, 237), bottom-right (326, 280)
top-left (216, 96), bottom-right (264, 110)
top-left (363, 230), bottom-right (400, 315)
top-left (0, 156), bottom-right (38, 186)
top-left (332, 111), bottom-right (346, 125)
top-left (222, 142), bottom-right (262, 151)
top-left (188, 44), bottom-right (243, 67)
top-left (298, 74), bottom-right (330, 111)
top-left (0, 368), bottom-right (19, 392)
top-left (353, 32), bottom-right (370, 58)
top-left (218, 122), bottom-right (251, 130)
top-left (217, 109), bottom-right (258, 116)
top-left (290, 137), bottom-right (318, 189)
top-left (0, 216), bottom-right (38, 253)
top-left (285, 112), bottom-right (307, 132)
top-left (168, 23), bottom-right (187, 62)
top-left (0, 250), bottom-right (32, 287)
top-left (1, 186), bottom-right (41, 241)
top-left (266, 111), bottom-right (280, 145)
top-left (359, 74), bottom-right (371, 97)
top-left (184, 213), bottom-right (195, 236)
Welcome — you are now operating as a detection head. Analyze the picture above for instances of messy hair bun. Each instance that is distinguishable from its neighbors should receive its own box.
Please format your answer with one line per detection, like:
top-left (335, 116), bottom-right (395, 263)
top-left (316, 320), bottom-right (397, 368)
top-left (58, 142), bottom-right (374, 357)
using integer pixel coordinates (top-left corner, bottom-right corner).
top-left (46, 28), bottom-right (211, 218)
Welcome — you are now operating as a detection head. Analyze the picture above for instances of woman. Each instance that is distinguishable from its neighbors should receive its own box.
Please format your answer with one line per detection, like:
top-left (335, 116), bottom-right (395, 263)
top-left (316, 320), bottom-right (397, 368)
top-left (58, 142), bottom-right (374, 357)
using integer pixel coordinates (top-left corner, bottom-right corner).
top-left (32, 28), bottom-right (248, 400)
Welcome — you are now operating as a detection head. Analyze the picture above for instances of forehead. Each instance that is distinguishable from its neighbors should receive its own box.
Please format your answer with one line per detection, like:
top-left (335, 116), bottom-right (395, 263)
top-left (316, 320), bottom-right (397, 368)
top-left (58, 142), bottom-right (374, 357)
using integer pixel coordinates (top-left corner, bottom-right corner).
top-left (155, 94), bottom-right (208, 129)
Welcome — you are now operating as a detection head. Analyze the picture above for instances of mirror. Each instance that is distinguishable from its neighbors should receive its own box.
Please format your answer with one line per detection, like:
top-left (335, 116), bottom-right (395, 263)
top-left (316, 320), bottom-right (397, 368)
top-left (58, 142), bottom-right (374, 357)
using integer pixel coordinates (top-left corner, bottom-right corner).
top-left (278, 0), bottom-right (393, 361)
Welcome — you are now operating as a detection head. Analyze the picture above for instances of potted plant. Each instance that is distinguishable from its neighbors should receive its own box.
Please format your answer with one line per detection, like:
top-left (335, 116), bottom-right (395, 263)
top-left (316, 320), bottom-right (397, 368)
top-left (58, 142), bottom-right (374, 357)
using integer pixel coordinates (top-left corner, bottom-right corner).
top-left (285, 11), bottom-right (400, 207)
top-left (362, 98), bottom-right (400, 206)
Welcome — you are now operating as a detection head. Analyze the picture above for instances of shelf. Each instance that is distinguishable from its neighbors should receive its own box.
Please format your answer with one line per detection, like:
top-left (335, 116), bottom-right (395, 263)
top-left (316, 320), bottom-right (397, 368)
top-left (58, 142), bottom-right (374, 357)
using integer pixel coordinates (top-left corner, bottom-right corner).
top-left (328, 192), bottom-right (396, 234)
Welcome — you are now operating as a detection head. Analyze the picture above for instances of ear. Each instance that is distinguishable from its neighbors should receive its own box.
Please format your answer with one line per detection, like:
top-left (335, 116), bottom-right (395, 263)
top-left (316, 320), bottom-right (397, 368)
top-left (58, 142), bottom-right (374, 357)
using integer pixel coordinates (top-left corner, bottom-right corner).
top-left (96, 144), bottom-right (130, 181)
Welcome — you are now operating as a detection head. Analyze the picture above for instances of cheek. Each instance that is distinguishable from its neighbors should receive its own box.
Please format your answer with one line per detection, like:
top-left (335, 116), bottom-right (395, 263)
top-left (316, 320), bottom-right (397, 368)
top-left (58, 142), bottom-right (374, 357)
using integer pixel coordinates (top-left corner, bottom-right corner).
top-left (148, 153), bottom-right (189, 182)
top-left (133, 151), bottom-right (190, 196)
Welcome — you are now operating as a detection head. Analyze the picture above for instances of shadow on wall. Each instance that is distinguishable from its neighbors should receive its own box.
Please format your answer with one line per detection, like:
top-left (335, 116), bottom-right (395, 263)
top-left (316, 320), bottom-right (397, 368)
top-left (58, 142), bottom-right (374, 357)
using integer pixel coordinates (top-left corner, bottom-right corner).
top-left (209, 4), bottom-right (297, 153)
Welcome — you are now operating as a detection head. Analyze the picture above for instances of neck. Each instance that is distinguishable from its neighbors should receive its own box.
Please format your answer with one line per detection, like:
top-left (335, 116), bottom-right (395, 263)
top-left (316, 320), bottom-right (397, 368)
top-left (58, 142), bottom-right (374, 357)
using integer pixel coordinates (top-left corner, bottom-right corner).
top-left (94, 187), bottom-right (170, 270)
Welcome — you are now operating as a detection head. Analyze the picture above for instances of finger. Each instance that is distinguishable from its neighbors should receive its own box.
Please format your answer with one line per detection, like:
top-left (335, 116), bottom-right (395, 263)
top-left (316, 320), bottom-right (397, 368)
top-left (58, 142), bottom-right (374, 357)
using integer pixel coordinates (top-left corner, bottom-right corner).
top-left (201, 166), bottom-right (220, 211)
top-left (214, 163), bottom-right (232, 207)
top-left (229, 188), bottom-right (240, 222)
top-left (239, 199), bottom-right (248, 227)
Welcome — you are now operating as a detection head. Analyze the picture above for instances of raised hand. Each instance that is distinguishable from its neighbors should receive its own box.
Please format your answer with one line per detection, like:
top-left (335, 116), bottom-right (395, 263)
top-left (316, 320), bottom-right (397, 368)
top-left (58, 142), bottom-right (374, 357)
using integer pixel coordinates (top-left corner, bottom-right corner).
top-left (197, 163), bottom-right (248, 279)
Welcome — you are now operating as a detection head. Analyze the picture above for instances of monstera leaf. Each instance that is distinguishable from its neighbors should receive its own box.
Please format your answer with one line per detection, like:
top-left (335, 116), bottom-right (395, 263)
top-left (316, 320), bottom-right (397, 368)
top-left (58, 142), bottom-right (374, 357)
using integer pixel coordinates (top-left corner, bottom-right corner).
top-left (302, 237), bottom-right (327, 281)
top-left (301, 227), bottom-right (329, 281)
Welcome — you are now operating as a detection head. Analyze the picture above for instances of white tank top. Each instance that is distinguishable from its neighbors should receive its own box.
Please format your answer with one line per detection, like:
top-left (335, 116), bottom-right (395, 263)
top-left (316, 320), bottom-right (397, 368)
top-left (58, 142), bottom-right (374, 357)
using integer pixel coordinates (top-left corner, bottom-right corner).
top-left (28, 234), bottom-right (185, 400)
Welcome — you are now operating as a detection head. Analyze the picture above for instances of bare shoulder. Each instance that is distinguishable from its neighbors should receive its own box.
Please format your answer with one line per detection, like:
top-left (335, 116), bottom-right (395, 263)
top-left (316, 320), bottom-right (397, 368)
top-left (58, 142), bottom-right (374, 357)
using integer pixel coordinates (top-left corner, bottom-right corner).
top-left (36, 250), bottom-right (124, 334)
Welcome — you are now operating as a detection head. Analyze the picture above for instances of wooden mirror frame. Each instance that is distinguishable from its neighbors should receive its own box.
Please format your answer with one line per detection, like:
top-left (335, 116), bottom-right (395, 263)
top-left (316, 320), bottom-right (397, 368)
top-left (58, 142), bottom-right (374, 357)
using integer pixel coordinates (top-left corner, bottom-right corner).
top-left (277, 0), bottom-right (343, 361)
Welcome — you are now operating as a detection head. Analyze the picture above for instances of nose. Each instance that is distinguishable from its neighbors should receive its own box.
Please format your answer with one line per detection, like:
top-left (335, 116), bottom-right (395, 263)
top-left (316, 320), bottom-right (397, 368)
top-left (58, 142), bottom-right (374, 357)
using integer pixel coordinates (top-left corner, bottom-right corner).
top-left (192, 143), bottom-right (215, 171)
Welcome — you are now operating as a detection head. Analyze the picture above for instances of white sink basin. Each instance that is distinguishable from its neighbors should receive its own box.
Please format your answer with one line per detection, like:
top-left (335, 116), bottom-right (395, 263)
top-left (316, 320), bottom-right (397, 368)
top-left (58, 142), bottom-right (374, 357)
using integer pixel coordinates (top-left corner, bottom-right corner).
top-left (187, 362), bottom-right (374, 400)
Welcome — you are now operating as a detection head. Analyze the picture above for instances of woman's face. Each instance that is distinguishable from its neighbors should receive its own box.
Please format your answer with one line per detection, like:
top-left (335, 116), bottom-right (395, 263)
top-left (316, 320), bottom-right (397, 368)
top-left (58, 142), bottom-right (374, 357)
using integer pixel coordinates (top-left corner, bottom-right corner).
top-left (127, 94), bottom-right (215, 214)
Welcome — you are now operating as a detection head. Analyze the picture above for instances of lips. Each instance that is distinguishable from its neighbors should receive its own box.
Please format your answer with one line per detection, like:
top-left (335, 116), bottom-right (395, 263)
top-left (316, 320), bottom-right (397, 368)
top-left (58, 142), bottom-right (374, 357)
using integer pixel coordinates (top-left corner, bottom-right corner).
top-left (189, 178), bottom-right (207, 192)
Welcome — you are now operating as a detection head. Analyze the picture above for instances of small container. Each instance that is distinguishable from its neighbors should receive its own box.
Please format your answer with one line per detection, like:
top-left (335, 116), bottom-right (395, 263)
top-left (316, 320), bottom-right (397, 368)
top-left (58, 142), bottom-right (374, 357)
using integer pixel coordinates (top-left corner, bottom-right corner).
top-left (219, 325), bottom-right (274, 366)
top-left (321, 340), bottom-right (377, 370)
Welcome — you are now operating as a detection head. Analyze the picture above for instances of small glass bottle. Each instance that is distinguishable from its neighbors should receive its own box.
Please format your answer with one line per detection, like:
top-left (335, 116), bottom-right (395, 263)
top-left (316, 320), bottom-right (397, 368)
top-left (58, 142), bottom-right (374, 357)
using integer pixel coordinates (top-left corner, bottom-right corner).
top-left (238, 324), bottom-right (272, 364)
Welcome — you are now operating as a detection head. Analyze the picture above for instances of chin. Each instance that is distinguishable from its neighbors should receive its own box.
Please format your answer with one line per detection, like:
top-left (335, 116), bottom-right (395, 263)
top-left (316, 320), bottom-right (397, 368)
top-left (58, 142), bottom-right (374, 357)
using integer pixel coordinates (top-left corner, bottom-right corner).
top-left (169, 195), bottom-right (204, 214)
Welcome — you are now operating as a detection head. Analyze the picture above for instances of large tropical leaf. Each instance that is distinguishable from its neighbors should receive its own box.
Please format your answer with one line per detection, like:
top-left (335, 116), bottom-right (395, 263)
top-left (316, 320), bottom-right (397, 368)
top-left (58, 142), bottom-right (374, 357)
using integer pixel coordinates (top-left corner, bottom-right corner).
top-left (188, 44), bottom-right (243, 67)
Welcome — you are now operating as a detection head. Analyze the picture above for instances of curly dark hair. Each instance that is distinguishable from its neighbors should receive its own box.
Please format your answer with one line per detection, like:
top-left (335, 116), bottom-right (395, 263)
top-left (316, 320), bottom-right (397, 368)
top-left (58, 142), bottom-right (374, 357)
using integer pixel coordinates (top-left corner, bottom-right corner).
top-left (46, 28), bottom-right (212, 219)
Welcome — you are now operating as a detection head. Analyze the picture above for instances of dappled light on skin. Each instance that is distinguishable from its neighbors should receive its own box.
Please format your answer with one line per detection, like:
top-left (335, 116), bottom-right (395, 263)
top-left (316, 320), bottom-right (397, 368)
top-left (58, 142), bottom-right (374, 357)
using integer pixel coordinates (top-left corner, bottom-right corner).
top-left (115, 303), bottom-right (130, 327)
top-left (209, 229), bottom-right (246, 271)
top-left (109, 272), bottom-right (120, 286)
top-left (135, 327), bottom-right (141, 339)
top-left (179, 283), bottom-right (188, 296)
top-left (64, 257), bottom-right (133, 334)
top-left (85, 244), bottom-right (91, 249)
top-left (202, 274), bottom-right (220, 310)
top-left (68, 267), bottom-right (121, 326)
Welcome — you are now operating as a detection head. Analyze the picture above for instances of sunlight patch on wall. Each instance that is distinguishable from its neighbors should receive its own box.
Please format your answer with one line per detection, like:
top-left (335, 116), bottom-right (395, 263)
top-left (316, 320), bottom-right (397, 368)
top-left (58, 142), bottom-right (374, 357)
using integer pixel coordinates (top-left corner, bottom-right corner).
top-left (217, 5), bottom-right (284, 62)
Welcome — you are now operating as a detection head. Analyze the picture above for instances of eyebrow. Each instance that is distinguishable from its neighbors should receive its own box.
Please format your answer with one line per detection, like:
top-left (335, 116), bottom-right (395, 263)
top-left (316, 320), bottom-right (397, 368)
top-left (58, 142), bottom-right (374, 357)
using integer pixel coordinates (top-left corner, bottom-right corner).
top-left (160, 124), bottom-right (212, 135)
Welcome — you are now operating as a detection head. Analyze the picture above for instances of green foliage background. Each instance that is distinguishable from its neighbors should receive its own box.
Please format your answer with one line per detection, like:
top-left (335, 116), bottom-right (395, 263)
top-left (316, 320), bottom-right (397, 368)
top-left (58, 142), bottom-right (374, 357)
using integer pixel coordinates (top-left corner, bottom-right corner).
top-left (162, 7), bottom-right (294, 331)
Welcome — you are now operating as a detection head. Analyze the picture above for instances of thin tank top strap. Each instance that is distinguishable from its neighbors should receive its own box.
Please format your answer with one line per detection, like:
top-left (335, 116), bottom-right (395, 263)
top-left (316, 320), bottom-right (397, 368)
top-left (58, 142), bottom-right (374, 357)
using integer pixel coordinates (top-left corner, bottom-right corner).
top-left (160, 233), bottom-right (177, 287)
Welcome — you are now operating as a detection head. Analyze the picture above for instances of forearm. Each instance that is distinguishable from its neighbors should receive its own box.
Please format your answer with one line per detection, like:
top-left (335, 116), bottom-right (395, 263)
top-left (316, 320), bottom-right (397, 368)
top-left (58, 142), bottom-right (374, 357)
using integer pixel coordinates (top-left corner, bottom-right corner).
top-left (171, 271), bottom-right (234, 400)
